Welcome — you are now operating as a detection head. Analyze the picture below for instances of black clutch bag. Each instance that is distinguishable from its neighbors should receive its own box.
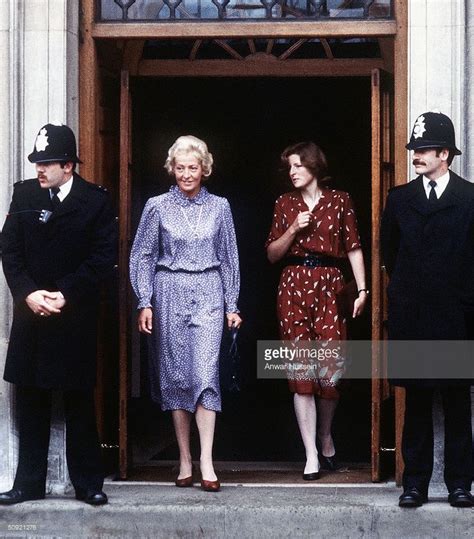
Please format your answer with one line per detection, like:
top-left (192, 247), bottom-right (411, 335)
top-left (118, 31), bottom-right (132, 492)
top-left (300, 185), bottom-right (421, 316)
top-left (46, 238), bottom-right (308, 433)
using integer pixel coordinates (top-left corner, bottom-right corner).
top-left (335, 279), bottom-right (358, 320)
top-left (219, 326), bottom-right (240, 392)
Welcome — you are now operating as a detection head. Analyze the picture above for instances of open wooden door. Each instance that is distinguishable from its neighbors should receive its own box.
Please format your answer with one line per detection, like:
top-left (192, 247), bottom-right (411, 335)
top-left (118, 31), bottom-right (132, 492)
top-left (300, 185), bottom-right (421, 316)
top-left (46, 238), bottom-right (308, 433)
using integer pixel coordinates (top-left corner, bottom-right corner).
top-left (119, 69), bottom-right (132, 479)
top-left (371, 68), bottom-right (395, 481)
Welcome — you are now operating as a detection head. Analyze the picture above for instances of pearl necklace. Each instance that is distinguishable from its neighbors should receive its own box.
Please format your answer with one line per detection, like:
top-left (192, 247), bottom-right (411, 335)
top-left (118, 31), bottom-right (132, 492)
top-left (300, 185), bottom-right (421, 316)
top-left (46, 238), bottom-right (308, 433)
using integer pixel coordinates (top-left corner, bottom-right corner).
top-left (180, 205), bottom-right (203, 238)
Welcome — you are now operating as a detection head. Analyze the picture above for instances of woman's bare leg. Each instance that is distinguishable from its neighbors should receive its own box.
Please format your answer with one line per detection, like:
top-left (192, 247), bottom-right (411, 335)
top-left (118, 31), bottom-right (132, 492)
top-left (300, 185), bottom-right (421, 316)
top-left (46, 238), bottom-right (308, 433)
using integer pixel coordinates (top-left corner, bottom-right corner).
top-left (294, 393), bottom-right (319, 474)
top-left (172, 409), bottom-right (193, 479)
top-left (195, 405), bottom-right (218, 481)
top-left (317, 397), bottom-right (339, 456)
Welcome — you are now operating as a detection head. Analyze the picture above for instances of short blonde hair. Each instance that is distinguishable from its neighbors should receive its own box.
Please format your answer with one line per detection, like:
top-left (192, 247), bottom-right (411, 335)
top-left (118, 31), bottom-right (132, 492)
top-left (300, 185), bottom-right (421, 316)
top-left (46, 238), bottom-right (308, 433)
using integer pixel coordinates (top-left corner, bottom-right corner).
top-left (164, 135), bottom-right (213, 177)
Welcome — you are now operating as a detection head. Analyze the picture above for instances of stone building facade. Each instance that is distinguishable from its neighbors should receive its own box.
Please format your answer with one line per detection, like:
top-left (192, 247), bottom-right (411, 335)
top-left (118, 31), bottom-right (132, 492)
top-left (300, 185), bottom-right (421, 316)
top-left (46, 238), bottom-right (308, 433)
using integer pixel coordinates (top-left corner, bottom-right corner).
top-left (0, 0), bottom-right (472, 491)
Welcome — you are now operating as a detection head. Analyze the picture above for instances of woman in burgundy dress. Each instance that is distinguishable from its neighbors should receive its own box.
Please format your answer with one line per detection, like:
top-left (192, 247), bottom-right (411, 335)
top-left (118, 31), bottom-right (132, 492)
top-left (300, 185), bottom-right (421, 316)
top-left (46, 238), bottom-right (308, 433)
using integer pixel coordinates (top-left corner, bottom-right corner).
top-left (266, 141), bottom-right (367, 479)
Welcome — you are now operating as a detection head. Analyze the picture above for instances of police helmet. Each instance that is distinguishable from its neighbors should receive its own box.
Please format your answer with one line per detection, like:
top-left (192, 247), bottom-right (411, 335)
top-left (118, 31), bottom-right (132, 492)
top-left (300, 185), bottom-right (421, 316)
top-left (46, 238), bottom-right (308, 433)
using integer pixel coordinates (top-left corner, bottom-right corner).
top-left (28, 123), bottom-right (82, 164)
top-left (406, 111), bottom-right (461, 155)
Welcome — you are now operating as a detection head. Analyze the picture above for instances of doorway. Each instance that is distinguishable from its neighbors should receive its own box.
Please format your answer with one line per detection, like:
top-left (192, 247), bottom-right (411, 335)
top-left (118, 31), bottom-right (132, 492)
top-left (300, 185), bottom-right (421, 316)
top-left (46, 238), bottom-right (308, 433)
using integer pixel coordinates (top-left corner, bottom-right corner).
top-left (127, 76), bottom-right (373, 476)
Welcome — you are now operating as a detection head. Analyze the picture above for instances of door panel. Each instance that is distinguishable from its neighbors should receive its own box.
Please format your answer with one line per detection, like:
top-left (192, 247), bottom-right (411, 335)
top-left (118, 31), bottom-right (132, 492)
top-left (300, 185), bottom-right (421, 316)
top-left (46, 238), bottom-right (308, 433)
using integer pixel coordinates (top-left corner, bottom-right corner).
top-left (119, 69), bottom-right (132, 479)
top-left (371, 68), bottom-right (395, 481)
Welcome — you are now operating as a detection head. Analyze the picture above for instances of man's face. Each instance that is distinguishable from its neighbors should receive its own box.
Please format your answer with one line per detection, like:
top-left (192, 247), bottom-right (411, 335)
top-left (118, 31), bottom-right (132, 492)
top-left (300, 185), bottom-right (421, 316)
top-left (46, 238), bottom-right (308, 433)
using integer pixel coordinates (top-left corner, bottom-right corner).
top-left (35, 162), bottom-right (73, 189)
top-left (412, 148), bottom-right (449, 180)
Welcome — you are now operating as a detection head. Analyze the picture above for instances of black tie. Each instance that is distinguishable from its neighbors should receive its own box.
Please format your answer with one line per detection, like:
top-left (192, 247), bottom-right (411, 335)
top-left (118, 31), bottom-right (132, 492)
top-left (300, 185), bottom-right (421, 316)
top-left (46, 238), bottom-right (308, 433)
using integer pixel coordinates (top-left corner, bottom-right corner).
top-left (428, 180), bottom-right (437, 202)
top-left (51, 187), bottom-right (61, 210)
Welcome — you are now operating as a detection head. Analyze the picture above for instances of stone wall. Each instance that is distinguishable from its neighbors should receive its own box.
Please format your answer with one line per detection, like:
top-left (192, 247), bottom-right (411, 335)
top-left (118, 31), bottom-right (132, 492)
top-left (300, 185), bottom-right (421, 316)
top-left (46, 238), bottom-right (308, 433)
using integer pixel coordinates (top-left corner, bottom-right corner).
top-left (0, 0), bottom-right (472, 491)
top-left (0, 0), bottom-right (79, 492)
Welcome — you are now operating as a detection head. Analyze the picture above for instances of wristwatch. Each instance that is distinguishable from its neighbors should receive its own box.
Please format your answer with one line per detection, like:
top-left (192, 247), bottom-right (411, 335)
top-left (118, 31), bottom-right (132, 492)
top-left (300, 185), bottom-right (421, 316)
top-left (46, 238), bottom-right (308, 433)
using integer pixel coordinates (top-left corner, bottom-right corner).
top-left (358, 288), bottom-right (370, 295)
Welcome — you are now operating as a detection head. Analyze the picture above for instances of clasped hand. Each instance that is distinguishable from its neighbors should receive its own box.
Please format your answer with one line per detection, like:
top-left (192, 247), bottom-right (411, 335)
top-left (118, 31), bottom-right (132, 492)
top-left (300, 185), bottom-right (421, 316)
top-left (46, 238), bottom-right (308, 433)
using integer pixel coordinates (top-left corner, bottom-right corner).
top-left (26, 290), bottom-right (66, 317)
top-left (291, 211), bottom-right (312, 233)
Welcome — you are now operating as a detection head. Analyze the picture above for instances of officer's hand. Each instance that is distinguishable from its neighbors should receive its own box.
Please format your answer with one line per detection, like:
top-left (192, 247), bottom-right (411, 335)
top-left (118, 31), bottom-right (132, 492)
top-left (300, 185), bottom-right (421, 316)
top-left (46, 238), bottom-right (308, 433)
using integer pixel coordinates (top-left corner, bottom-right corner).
top-left (45, 292), bottom-right (66, 311)
top-left (138, 307), bottom-right (153, 334)
top-left (26, 290), bottom-right (62, 317)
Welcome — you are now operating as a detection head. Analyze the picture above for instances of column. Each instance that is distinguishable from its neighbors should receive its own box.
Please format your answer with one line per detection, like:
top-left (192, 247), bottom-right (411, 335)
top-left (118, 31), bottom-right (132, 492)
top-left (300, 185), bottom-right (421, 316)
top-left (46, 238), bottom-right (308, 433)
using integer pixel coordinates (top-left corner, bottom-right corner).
top-left (0, 0), bottom-right (79, 493)
top-left (408, 0), bottom-right (471, 494)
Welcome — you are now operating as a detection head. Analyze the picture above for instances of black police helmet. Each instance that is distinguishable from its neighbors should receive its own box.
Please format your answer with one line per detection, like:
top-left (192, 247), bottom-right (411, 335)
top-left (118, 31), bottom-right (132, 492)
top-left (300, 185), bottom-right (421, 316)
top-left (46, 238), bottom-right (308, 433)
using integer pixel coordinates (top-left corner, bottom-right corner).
top-left (406, 111), bottom-right (461, 155)
top-left (28, 123), bottom-right (82, 164)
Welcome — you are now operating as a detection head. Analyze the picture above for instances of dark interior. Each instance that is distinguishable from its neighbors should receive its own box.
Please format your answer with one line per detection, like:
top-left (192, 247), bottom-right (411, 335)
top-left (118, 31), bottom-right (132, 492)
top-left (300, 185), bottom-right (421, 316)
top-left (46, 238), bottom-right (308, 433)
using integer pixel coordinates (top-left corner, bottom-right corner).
top-left (129, 76), bottom-right (372, 467)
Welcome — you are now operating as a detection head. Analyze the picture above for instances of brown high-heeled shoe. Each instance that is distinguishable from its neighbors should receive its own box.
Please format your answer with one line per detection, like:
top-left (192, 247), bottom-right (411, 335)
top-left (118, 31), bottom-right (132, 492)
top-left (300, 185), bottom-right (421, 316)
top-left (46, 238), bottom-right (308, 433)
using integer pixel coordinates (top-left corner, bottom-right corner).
top-left (200, 478), bottom-right (220, 492)
top-left (175, 475), bottom-right (193, 488)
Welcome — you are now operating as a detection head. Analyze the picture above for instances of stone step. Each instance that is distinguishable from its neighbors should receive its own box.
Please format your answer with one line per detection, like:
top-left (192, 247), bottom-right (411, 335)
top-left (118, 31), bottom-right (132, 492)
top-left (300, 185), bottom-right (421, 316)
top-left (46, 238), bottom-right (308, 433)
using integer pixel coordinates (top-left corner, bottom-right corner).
top-left (1, 483), bottom-right (473, 538)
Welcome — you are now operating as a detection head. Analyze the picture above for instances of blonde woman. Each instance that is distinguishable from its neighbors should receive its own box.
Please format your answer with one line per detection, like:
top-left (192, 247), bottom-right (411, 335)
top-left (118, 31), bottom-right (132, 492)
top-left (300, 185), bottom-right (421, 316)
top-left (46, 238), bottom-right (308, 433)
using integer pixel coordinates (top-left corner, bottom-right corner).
top-left (130, 136), bottom-right (242, 492)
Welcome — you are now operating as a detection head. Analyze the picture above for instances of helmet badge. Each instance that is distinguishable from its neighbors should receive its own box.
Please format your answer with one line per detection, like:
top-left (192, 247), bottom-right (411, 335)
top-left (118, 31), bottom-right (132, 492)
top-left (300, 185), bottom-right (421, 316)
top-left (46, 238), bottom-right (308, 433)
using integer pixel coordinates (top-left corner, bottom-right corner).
top-left (412, 115), bottom-right (426, 140)
top-left (35, 128), bottom-right (49, 152)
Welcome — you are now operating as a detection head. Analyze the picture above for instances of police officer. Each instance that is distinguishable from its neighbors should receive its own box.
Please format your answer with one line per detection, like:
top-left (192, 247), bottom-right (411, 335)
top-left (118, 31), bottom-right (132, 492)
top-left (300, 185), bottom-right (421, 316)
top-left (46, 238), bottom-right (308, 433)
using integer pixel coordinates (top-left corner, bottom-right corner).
top-left (381, 112), bottom-right (473, 508)
top-left (0, 124), bottom-right (117, 505)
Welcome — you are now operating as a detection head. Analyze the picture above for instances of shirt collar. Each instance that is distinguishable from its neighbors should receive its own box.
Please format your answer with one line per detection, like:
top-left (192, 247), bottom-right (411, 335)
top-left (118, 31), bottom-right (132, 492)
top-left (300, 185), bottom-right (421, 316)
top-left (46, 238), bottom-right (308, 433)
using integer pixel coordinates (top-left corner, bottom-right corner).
top-left (170, 184), bottom-right (209, 207)
top-left (423, 170), bottom-right (450, 198)
top-left (51, 176), bottom-right (73, 202)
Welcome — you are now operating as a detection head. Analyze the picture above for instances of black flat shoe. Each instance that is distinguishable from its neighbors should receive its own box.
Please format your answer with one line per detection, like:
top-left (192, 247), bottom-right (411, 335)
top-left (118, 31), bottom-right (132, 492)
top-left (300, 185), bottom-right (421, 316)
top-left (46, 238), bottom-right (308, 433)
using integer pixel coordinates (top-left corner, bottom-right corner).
top-left (448, 488), bottom-right (473, 508)
top-left (398, 487), bottom-right (427, 508)
top-left (302, 472), bottom-right (320, 481)
top-left (0, 488), bottom-right (45, 505)
top-left (318, 453), bottom-right (339, 471)
top-left (75, 489), bottom-right (108, 506)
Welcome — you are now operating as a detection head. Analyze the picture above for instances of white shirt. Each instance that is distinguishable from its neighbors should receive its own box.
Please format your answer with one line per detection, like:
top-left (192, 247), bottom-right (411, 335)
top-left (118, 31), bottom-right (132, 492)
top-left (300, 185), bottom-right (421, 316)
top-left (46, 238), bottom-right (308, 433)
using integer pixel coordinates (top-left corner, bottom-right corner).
top-left (423, 171), bottom-right (450, 200)
top-left (50, 176), bottom-right (73, 202)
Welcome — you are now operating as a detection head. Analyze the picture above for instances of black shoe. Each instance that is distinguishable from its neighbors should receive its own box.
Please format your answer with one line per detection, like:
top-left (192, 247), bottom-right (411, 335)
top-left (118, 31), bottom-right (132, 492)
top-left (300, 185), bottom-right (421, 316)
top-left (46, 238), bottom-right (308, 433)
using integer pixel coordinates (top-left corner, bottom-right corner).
top-left (398, 487), bottom-right (427, 508)
top-left (448, 488), bottom-right (473, 508)
top-left (302, 472), bottom-right (320, 481)
top-left (75, 489), bottom-right (108, 506)
top-left (0, 488), bottom-right (45, 505)
top-left (318, 454), bottom-right (339, 471)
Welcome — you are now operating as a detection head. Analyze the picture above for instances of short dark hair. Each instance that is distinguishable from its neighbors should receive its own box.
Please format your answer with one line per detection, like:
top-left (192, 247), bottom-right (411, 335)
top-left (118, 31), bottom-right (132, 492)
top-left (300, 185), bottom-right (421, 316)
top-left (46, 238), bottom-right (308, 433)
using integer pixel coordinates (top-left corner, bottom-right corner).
top-left (435, 148), bottom-right (456, 167)
top-left (281, 141), bottom-right (330, 182)
top-left (59, 161), bottom-right (77, 172)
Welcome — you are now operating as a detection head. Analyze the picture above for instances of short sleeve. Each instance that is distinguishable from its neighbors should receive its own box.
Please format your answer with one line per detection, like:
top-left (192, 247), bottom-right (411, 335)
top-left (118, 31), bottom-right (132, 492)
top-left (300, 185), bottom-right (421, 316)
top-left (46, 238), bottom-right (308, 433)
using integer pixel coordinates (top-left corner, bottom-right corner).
top-left (265, 196), bottom-right (287, 248)
top-left (340, 193), bottom-right (361, 253)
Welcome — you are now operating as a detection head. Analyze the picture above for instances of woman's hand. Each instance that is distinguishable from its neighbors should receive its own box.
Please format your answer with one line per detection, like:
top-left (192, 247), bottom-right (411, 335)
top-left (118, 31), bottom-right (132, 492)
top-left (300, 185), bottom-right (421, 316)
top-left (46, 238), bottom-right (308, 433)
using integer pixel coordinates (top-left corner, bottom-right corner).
top-left (290, 211), bottom-right (312, 233)
top-left (138, 307), bottom-right (153, 334)
top-left (352, 291), bottom-right (368, 318)
top-left (226, 312), bottom-right (242, 329)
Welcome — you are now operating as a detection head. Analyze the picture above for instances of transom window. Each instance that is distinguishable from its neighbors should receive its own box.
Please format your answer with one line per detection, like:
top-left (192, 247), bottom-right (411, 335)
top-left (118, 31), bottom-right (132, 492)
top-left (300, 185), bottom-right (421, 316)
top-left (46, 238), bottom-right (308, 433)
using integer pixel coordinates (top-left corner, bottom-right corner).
top-left (98, 0), bottom-right (393, 21)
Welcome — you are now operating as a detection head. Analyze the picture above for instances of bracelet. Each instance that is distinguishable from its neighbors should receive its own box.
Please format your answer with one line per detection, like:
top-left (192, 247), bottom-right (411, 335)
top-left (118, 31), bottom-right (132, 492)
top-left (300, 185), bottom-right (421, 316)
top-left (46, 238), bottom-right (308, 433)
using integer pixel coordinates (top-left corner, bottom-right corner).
top-left (358, 288), bottom-right (370, 295)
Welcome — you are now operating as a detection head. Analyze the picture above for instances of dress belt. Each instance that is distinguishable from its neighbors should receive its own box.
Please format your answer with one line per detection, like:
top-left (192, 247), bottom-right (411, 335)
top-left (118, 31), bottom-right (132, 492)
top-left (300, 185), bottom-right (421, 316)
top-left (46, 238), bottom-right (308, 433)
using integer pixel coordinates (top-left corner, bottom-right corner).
top-left (285, 255), bottom-right (342, 269)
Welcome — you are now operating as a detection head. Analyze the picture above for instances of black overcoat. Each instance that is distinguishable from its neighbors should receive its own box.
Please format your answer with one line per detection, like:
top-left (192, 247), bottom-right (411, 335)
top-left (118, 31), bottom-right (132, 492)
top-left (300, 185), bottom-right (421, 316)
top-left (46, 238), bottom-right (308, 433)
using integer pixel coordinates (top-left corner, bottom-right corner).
top-left (380, 172), bottom-right (474, 387)
top-left (1, 173), bottom-right (117, 390)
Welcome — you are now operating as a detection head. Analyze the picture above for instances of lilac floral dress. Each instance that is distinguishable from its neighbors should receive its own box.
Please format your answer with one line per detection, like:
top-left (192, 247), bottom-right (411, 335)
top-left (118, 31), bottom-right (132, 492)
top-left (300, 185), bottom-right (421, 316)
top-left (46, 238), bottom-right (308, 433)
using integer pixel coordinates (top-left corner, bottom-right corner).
top-left (129, 185), bottom-right (240, 412)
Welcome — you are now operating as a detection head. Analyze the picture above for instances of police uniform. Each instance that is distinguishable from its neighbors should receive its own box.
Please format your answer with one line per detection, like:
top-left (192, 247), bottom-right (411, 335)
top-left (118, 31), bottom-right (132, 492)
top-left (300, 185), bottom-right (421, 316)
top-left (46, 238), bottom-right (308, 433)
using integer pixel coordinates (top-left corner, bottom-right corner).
top-left (0, 124), bottom-right (117, 505)
top-left (381, 112), bottom-right (473, 507)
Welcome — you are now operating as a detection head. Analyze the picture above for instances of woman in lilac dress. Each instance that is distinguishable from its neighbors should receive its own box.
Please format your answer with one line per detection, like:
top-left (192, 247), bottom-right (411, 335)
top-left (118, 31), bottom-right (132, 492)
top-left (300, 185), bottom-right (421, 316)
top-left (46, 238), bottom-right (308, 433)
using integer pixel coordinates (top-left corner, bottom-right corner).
top-left (130, 136), bottom-right (242, 492)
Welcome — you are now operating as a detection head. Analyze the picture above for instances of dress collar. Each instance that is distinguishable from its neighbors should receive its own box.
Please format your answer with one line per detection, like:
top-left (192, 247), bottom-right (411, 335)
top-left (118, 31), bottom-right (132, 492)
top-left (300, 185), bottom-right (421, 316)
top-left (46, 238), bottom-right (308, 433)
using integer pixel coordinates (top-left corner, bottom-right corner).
top-left (290, 188), bottom-right (328, 209)
top-left (170, 184), bottom-right (209, 207)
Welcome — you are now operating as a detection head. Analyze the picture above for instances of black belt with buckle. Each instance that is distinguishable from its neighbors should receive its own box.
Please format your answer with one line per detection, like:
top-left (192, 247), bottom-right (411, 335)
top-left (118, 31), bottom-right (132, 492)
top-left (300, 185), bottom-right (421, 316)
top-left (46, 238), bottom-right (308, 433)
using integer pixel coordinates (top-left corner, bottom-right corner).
top-left (285, 255), bottom-right (342, 269)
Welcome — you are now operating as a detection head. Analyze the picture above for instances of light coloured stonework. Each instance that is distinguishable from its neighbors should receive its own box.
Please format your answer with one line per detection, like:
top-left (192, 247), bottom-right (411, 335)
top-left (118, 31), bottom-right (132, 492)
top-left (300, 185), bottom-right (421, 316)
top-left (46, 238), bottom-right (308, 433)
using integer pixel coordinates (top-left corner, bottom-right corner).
top-left (0, 0), bottom-right (472, 491)
top-left (0, 0), bottom-right (78, 492)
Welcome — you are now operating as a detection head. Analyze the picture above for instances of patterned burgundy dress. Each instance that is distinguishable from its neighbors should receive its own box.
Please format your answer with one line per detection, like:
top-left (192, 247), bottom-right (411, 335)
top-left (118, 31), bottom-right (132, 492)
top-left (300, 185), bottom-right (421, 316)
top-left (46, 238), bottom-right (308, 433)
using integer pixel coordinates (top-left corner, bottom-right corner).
top-left (266, 189), bottom-right (361, 399)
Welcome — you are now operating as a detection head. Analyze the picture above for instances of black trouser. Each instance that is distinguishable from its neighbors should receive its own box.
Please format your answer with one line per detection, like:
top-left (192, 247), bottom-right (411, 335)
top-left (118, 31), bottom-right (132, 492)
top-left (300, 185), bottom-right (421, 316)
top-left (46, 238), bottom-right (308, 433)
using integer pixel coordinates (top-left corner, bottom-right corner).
top-left (13, 386), bottom-right (104, 495)
top-left (402, 386), bottom-right (473, 494)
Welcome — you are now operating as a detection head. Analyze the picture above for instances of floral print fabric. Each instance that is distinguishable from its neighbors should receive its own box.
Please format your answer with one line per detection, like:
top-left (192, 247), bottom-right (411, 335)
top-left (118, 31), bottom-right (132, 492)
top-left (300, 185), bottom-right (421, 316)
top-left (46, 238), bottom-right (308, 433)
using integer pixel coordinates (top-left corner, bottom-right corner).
top-left (266, 189), bottom-right (361, 399)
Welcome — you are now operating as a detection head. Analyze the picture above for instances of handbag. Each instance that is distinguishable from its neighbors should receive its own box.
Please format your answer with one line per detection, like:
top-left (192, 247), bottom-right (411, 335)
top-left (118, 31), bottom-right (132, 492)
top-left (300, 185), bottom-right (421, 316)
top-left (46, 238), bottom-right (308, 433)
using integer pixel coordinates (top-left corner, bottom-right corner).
top-left (219, 326), bottom-right (240, 392)
top-left (335, 279), bottom-right (358, 320)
